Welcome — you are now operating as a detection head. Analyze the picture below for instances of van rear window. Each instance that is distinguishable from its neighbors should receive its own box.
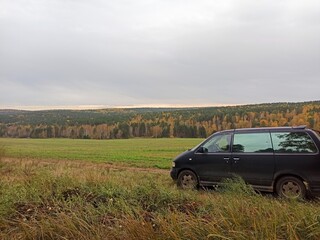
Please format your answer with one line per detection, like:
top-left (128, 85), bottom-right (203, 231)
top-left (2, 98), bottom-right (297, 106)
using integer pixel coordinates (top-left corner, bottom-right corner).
top-left (271, 132), bottom-right (317, 153)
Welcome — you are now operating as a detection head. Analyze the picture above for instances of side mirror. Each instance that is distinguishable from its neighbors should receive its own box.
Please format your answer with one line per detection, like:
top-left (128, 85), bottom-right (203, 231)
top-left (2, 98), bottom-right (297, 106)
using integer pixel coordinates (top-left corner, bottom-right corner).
top-left (197, 146), bottom-right (208, 153)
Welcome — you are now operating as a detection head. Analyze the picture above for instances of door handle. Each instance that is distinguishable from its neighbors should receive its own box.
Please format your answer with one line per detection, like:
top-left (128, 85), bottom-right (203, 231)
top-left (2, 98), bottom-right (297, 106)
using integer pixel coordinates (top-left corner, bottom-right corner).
top-left (233, 157), bottom-right (240, 163)
top-left (223, 157), bottom-right (230, 164)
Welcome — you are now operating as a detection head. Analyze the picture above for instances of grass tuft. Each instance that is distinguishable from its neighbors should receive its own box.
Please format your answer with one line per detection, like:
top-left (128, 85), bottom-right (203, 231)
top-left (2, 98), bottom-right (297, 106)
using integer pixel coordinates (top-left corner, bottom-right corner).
top-left (218, 175), bottom-right (257, 196)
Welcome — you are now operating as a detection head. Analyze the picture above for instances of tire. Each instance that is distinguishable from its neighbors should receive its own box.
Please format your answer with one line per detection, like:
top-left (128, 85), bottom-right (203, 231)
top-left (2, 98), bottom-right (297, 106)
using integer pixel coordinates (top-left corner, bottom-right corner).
top-left (177, 170), bottom-right (198, 190)
top-left (276, 176), bottom-right (306, 199)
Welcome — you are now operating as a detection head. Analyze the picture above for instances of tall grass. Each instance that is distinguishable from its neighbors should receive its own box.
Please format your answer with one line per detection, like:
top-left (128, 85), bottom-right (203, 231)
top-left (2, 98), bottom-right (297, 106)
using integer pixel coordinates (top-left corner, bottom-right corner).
top-left (1, 158), bottom-right (320, 239)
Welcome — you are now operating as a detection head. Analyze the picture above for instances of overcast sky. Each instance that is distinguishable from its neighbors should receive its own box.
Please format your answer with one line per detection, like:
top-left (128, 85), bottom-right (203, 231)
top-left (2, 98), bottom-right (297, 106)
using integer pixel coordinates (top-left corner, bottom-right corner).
top-left (1, 0), bottom-right (319, 110)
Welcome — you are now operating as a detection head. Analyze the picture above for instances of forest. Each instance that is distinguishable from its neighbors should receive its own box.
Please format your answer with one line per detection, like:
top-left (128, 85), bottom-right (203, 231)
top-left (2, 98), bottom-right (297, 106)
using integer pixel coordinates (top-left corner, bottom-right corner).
top-left (0, 101), bottom-right (319, 139)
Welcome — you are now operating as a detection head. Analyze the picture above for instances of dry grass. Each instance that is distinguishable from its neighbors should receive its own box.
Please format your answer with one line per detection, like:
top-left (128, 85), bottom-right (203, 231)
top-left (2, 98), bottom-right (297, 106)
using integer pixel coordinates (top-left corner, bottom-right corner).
top-left (1, 156), bottom-right (320, 240)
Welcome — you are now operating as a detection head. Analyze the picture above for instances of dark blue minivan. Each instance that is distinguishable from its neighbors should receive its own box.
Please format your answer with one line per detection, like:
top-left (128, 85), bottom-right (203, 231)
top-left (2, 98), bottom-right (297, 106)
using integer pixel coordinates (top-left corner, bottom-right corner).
top-left (170, 126), bottom-right (320, 199)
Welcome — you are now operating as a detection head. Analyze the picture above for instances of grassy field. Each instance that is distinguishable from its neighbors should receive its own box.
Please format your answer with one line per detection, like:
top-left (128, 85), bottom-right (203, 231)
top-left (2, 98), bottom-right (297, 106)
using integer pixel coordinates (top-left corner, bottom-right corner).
top-left (0, 138), bottom-right (202, 169)
top-left (1, 138), bottom-right (320, 239)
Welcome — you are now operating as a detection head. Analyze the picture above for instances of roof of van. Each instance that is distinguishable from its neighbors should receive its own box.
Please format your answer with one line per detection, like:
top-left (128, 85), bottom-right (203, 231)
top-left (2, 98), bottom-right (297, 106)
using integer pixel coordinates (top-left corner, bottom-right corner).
top-left (219, 125), bottom-right (308, 133)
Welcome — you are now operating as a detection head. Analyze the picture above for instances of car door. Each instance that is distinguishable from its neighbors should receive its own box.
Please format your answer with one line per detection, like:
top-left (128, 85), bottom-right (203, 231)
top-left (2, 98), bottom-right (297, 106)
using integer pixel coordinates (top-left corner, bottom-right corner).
top-left (193, 132), bottom-right (233, 184)
top-left (231, 131), bottom-right (275, 187)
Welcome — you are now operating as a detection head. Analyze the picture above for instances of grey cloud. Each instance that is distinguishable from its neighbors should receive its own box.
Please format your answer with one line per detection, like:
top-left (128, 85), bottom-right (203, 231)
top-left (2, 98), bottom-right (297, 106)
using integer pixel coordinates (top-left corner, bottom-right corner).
top-left (0, 0), bottom-right (319, 108)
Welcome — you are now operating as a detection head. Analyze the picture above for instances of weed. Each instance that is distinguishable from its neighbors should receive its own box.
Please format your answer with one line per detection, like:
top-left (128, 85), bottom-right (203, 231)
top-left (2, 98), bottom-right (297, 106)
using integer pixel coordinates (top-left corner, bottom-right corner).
top-left (218, 175), bottom-right (256, 196)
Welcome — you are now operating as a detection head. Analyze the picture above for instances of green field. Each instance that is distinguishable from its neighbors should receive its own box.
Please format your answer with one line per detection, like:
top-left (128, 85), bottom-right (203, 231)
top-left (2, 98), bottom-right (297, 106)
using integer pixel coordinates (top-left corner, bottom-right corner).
top-left (0, 138), bottom-right (202, 169)
top-left (1, 138), bottom-right (320, 239)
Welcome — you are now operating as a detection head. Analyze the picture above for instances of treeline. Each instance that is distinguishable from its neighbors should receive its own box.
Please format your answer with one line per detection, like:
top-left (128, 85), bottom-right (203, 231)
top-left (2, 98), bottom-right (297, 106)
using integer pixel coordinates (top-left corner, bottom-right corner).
top-left (0, 101), bottom-right (320, 139)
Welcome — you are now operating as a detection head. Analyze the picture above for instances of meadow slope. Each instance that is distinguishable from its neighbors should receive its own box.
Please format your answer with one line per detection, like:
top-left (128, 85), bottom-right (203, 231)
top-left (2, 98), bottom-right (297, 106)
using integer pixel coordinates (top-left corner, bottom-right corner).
top-left (0, 138), bottom-right (202, 169)
top-left (1, 138), bottom-right (320, 239)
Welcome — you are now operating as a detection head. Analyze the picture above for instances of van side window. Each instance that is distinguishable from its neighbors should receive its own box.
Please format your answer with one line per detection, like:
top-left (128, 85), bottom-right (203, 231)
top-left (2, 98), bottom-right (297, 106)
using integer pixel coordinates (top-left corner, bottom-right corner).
top-left (271, 132), bottom-right (317, 153)
top-left (233, 133), bottom-right (273, 153)
top-left (202, 134), bottom-right (231, 153)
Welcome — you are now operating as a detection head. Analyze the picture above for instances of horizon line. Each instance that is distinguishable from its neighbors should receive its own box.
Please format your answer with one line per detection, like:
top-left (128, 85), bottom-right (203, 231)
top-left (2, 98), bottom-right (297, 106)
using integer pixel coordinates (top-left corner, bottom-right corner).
top-left (0, 103), bottom-right (245, 111)
top-left (1, 100), bottom-right (319, 111)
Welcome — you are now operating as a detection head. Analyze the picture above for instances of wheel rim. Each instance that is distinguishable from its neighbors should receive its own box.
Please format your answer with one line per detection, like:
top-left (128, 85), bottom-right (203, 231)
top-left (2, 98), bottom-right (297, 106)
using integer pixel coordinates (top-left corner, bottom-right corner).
top-left (181, 174), bottom-right (196, 189)
top-left (281, 181), bottom-right (302, 198)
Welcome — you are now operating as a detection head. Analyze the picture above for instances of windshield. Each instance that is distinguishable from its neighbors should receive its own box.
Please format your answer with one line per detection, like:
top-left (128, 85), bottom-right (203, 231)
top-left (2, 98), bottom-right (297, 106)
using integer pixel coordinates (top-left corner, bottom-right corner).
top-left (191, 132), bottom-right (231, 152)
top-left (190, 138), bottom-right (207, 151)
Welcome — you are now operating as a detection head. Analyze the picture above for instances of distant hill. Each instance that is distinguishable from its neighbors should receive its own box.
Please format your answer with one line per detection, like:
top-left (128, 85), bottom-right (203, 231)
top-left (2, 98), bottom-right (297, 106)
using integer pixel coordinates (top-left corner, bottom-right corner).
top-left (0, 101), bottom-right (319, 139)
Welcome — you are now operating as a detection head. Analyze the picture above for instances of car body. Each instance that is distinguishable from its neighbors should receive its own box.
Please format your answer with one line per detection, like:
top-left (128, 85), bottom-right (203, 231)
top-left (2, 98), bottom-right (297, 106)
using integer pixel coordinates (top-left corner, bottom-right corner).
top-left (170, 126), bottom-right (320, 198)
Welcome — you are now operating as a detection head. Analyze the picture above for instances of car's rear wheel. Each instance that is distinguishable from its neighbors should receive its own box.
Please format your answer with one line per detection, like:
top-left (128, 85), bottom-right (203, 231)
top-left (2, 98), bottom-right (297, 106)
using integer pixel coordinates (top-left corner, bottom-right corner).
top-left (177, 170), bottom-right (198, 190)
top-left (275, 176), bottom-right (306, 199)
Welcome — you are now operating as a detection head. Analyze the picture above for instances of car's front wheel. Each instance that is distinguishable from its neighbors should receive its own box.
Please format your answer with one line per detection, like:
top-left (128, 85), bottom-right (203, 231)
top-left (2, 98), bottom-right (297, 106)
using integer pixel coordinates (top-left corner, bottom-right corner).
top-left (275, 176), bottom-right (306, 199)
top-left (177, 170), bottom-right (198, 190)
